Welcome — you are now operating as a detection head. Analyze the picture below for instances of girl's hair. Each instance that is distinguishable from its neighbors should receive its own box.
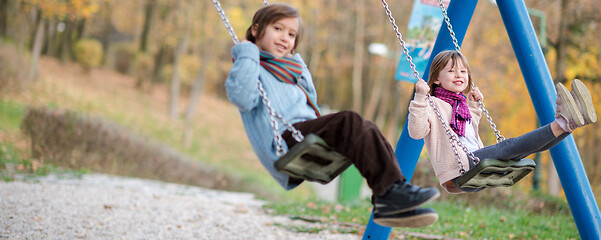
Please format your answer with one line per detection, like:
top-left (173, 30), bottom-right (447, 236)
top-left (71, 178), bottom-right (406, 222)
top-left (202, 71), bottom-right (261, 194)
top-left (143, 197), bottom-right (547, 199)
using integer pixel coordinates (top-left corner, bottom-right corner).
top-left (245, 4), bottom-right (303, 52)
top-left (427, 50), bottom-right (473, 95)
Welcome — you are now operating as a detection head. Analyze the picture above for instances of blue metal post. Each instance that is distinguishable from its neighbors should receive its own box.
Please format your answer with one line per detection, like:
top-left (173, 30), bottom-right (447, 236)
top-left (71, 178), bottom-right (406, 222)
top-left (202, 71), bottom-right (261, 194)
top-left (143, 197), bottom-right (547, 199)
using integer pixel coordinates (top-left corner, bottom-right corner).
top-left (496, 0), bottom-right (601, 239)
top-left (361, 1), bottom-right (478, 239)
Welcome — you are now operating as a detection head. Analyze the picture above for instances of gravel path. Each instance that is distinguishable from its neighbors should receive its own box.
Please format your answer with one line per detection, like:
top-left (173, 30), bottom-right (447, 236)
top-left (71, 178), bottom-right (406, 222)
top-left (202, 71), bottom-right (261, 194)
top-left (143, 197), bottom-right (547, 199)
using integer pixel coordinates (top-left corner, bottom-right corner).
top-left (0, 173), bottom-right (361, 240)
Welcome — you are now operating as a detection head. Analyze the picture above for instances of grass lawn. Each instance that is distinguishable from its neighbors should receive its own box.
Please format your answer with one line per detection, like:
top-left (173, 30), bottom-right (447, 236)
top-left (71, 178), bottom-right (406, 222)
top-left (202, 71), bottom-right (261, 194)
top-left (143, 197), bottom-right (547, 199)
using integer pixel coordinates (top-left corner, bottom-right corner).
top-left (265, 198), bottom-right (579, 239)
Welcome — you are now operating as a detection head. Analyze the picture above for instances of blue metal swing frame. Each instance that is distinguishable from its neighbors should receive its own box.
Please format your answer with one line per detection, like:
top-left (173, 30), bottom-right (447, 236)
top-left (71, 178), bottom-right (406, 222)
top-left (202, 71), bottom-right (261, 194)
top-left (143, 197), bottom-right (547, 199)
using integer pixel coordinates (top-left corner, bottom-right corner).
top-left (362, 0), bottom-right (601, 239)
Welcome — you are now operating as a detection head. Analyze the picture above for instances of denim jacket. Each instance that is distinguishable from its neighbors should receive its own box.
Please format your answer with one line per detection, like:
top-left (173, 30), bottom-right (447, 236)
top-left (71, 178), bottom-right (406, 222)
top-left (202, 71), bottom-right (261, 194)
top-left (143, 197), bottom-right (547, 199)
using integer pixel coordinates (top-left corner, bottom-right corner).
top-left (225, 42), bottom-right (318, 190)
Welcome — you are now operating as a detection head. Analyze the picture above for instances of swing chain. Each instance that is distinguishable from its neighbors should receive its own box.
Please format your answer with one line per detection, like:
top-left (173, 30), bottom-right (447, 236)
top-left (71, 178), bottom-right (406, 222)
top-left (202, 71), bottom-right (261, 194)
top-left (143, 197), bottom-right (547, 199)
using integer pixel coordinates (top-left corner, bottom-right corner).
top-left (426, 95), bottom-right (481, 173)
top-left (381, 0), bottom-right (480, 173)
top-left (479, 101), bottom-right (506, 143)
top-left (263, 0), bottom-right (269, 5)
top-left (436, 0), bottom-right (460, 52)
top-left (435, 0), bottom-right (506, 143)
top-left (257, 80), bottom-right (305, 157)
top-left (211, 0), bottom-right (239, 45)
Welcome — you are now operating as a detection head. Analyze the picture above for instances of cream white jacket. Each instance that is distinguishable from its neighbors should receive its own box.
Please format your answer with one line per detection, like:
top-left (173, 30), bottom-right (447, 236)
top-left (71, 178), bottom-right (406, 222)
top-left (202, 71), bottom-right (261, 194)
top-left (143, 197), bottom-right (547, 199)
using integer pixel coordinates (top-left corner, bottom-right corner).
top-left (407, 92), bottom-right (484, 193)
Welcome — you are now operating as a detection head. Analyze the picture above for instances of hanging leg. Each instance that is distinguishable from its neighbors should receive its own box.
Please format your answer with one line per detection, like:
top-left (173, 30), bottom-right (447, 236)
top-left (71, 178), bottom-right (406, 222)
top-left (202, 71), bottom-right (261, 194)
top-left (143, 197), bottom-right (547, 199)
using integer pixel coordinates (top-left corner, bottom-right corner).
top-left (282, 111), bottom-right (439, 228)
top-left (472, 124), bottom-right (569, 161)
top-left (282, 111), bottom-right (404, 195)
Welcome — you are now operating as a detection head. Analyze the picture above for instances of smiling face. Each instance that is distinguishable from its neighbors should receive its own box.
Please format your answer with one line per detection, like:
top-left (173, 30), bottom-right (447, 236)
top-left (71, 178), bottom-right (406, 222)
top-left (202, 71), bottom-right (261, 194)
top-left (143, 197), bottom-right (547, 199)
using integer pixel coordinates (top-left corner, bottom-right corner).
top-left (252, 17), bottom-right (299, 58)
top-left (428, 50), bottom-right (473, 95)
top-left (434, 59), bottom-right (469, 94)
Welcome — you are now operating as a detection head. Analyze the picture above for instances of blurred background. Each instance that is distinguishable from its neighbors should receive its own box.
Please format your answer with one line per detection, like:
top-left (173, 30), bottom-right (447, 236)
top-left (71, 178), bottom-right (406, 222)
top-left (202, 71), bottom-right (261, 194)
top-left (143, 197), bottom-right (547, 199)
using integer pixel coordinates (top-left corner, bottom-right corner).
top-left (0, 0), bottom-right (600, 237)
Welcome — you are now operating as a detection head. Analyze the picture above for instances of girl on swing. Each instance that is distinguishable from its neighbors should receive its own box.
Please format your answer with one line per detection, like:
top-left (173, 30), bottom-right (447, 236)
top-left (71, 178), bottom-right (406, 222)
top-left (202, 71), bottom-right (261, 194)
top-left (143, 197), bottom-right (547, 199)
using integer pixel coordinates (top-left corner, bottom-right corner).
top-left (226, 3), bottom-right (439, 228)
top-left (408, 50), bottom-right (597, 193)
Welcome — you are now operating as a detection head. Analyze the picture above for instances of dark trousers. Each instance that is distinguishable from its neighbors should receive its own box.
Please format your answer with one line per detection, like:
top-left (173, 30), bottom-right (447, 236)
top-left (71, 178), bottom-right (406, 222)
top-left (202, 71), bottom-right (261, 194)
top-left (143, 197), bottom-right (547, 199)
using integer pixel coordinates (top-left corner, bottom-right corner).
top-left (282, 111), bottom-right (404, 196)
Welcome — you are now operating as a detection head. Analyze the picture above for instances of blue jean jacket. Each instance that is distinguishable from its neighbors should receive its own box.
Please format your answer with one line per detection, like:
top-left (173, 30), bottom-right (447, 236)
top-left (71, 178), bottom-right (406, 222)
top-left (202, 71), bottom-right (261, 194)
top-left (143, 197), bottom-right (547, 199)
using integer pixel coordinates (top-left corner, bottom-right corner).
top-left (225, 42), bottom-right (318, 190)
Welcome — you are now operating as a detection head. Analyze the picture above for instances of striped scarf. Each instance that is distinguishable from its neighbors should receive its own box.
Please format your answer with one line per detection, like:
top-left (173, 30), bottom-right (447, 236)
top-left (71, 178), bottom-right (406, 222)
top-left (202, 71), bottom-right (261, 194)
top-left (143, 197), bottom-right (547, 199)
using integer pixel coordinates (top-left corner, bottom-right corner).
top-left (259, 51), bottom-right (321, 117)
top-left (433, 87), bottom-right (471, 136)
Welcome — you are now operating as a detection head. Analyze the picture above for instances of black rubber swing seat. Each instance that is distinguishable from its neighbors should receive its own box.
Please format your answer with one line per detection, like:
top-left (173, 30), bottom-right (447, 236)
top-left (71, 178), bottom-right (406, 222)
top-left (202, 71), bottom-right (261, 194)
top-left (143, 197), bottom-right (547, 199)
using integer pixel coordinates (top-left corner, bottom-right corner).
top-left (455, 158), bottom-right (536, 189)
top-left (274, 134), bottom-right (351, 184)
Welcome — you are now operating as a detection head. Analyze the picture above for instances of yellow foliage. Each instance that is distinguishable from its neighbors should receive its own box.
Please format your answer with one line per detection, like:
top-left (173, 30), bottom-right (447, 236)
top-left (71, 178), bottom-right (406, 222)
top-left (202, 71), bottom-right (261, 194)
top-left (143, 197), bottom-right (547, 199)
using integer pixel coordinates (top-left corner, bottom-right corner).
top-left (160, 55), bottom-right (202, 86)
top-left (228, 6), bottom-right (250, 40)
top-left (111, 1), bottom-right (143, 34)
top-left (566, 47), bottom-right (601, 80)
top-left (73, 38), bottom-right (103, 71)
top-left (25, 0), bottom-right (100, 20)
top-left (133, 52), bottom-right (155, 79)
top-left (179, 55), bottom-right (202, 85)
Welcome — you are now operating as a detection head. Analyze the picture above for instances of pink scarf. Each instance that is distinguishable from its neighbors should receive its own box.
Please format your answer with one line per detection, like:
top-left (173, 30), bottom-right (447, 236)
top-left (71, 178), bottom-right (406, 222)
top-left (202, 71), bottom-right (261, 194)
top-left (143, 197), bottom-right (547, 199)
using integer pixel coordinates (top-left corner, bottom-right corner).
top-left (433, 87), bottom-right (472, 136)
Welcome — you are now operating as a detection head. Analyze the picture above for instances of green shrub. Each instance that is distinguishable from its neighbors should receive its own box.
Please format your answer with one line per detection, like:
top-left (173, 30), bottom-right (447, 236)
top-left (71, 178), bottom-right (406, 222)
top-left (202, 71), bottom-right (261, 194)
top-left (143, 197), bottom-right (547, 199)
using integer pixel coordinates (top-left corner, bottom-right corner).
top-left (20, 106), bottom-right (238, 189)
top-left (159, 55), bottom-right (202, 86)
top-left (159, 64), bottom-right (173, 84)
top-left (111, 43), bottom-right (137, 74)
top-left (73, 38), bottom-right (103, 72)
top-left (133, 52), bottom-right (155, 89)
top-left (179, 55), bottom-right (202, 85)
top-left (0, 44), bottom-right (29, 93)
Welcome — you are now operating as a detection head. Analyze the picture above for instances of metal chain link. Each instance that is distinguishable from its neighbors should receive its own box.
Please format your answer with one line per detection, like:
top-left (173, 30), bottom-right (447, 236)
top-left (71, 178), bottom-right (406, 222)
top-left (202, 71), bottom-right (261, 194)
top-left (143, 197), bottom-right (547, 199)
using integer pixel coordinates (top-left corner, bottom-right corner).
top-left (211, 0), bottom-right (239, 44)
top-left (258, 81), bottom-right (304, 157)
top-left (436, 0), bottom-right (506, 143)
top-left (436, 0), bottom-right (460, 52)
top-left (381, 0), bottom-right (480, 172)
top-left (212, 0), bottom-right (304, 157)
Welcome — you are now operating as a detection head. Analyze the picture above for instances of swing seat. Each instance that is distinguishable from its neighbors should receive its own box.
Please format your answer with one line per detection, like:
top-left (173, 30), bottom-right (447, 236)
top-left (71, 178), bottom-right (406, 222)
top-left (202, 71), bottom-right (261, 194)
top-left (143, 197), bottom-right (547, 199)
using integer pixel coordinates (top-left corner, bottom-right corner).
top-left (274, 134), bottom-right (351, 184)
top-left (455, 158), bottom-right (536, 189)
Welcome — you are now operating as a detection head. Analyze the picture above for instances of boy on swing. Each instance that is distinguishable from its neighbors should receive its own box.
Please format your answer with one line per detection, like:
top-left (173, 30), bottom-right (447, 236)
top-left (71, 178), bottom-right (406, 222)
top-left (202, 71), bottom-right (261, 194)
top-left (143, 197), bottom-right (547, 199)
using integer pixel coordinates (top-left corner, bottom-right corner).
top-left (226, 3), bottom-right (439, 228)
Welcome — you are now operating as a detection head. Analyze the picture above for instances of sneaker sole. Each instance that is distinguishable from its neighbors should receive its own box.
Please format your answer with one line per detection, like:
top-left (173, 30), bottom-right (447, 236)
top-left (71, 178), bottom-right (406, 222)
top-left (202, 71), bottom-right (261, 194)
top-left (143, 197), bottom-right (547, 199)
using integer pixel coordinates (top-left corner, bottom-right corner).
top-left (374, 212), bottom-right (438, 228)
top-left (376, 191), bottom-right (440, 216)
top-left (556, 83), bottom-right (585, 126)
top-left (572, 79), bottom-right (597, 123)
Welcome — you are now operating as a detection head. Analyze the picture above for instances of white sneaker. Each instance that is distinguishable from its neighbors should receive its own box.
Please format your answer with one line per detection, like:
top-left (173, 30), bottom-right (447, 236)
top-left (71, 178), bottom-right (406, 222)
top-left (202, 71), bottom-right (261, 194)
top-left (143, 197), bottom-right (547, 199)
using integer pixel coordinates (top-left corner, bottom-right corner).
top-left (571, 79), bottom-right (597, 124)
top-left (555, 82), bottom-right (584, 132)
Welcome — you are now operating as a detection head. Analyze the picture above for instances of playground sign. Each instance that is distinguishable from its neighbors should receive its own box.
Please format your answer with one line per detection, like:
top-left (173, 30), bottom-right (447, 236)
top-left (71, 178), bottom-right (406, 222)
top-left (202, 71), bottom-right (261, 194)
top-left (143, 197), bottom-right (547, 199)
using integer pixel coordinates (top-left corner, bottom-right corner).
top-left (395, 0), bottom-right (449, 83)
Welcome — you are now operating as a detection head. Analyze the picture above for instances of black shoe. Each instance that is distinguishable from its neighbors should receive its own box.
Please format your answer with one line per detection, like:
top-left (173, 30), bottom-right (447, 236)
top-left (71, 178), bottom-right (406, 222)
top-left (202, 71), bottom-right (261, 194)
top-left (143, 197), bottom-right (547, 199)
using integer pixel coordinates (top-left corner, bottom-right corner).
top-left (374, 208), bottom-right (438, 228)
top-left (373, 181), bottom-right (440, 215)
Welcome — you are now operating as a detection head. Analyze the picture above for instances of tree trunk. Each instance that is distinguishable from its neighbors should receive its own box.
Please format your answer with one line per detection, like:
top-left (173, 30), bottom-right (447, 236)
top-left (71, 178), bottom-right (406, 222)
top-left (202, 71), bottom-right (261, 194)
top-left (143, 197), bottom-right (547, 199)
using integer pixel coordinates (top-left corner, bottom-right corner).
top-left (182, 58), bottom-right (207, 146)
top-left (0, 0), bottom-right (8, 38)
top-left (28, 12), bottom-right (45, 82)
top-left (140, 0), bottom-right (156, 53)
top-left (100, 1), bottom-right (112, 65)
top-left (554, 0), bottom-right (569, 84)
top-left (74, 18), bottom-right (86, 43)
top-left (351, 0), bottom-right (365, 113)
top-left (548, 160), bottom-right (560, 196)
top-left (183, 2), bottom-right (208, 147)
top-left (29, 9), bottom-right (41, 51)
top-left (15, 0), bottom-right (25, 53)
top-left (384, 82), bottom-right (402, 142)
top-left (547, 0), bottom-right (569, 196)
top-left (363, 57), bottom-right (387, 121)
top-left (168, 27), bottom-right (190, 119)
top-left (59, 19), bottom-right (74, 62)
top-left (374, 75), bottom-right (392, 129)
top-left (41, 19), bottom-right (50, 56)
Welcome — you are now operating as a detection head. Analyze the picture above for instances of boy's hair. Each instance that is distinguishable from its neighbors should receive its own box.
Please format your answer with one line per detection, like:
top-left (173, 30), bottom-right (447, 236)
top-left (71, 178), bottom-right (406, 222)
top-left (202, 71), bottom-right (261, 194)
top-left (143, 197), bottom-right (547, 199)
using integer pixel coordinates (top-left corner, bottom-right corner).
top-left (245, 3), bottom-right (302, 52)
top-left (427, 50), bottom-right (473, 95)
